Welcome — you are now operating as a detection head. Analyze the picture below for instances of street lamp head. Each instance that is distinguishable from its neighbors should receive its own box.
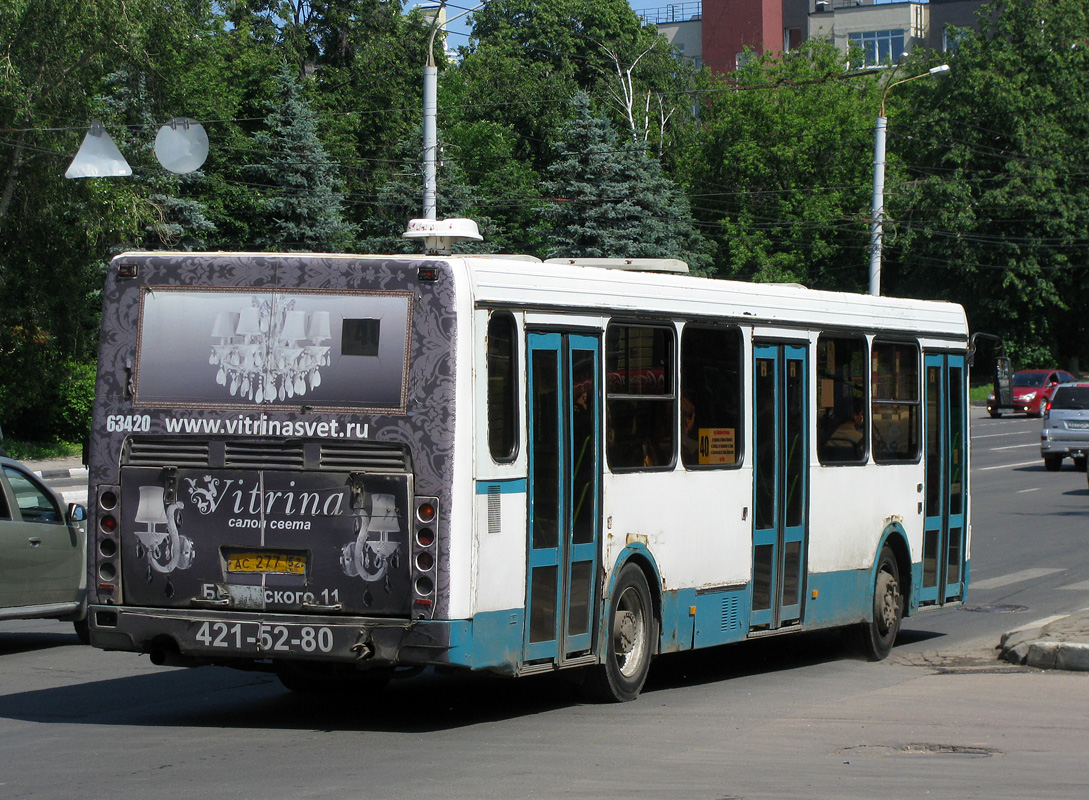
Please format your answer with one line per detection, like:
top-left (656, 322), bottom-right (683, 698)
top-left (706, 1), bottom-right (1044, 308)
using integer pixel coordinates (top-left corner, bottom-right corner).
top-left (929, 64), bottom-right (951, 77)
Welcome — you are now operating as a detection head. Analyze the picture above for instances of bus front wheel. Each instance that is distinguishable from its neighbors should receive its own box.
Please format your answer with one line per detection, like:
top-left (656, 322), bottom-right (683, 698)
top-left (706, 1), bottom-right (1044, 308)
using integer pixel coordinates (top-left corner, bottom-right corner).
top-left (583, 563), bottom-right (655, 702)
top-left (857, 545), bottom-right (902, 661)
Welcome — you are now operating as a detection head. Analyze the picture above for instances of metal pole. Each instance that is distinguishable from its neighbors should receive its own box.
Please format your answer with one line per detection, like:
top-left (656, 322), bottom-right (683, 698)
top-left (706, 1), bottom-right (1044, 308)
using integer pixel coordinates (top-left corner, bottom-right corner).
top-left (867, 64), bottom-right (949, 296)
top-left (422, 63), bottom-right (438, 220)
top-left (868, 115), bottom-right (887, 297)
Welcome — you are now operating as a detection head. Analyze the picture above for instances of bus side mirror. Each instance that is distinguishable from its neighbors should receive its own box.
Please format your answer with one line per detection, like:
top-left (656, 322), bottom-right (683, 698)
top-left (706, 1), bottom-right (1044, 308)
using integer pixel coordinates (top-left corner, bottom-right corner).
top-left (993, 357), bottom-right (1012, 407)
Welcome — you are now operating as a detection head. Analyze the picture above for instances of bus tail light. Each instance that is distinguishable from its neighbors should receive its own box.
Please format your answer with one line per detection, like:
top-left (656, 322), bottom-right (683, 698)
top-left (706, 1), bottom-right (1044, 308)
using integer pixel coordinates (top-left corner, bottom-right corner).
top-left (412, 496), bottom-right (439, 619)
top-left (95, 485), bottom-right (122, 605)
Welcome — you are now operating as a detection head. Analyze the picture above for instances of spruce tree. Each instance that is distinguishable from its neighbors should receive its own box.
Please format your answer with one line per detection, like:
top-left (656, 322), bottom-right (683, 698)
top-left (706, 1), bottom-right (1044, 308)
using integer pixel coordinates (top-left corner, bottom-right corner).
top-left (541, 93), bottom-right (707, 269)
top-left (251, 61), bottom-right (354, 252)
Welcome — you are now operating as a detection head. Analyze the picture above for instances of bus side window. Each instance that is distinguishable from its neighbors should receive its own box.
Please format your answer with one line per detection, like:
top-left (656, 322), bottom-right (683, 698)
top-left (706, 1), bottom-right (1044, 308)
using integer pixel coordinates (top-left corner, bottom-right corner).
top-left (871, 341), bottom-right (920, 462)
top-left (680, 325), bottom-right (742, 468)
top-left (816, 335), bottom-right (868, 464)
top-left (487, 313), bottom-right (518, 461)
top-left (606, 324), bottom-right (675, 470)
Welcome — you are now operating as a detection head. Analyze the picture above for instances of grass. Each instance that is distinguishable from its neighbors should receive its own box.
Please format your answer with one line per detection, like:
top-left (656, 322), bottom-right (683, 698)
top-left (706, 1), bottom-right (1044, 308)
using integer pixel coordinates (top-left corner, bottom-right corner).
top-left (2, 439), bottom-right (83, 462)
top-left (969, 384), bottom-right (993, 404)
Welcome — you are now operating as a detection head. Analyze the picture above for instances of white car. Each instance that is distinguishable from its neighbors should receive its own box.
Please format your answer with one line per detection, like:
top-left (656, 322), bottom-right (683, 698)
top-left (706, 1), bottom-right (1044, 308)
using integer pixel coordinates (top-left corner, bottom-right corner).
top-left (1040, 382), bottom-right (1089, 472)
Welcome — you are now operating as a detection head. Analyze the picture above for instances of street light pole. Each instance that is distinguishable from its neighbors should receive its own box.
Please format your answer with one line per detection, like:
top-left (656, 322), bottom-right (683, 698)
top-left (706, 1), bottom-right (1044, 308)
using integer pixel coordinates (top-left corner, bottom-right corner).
top-left (868, 64), bottom-right (950, 296)
top-left (422, 3), bottom-right (482, 220)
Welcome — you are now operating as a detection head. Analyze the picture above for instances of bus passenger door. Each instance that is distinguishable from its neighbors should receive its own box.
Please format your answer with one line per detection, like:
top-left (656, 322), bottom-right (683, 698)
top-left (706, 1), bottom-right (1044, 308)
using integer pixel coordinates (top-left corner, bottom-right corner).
top-left (751, 344), bottom-right (809, 629)
top-left (525, 332), bottom-right (601, 664)
top-left (921, 354), bottom-right (968, 605)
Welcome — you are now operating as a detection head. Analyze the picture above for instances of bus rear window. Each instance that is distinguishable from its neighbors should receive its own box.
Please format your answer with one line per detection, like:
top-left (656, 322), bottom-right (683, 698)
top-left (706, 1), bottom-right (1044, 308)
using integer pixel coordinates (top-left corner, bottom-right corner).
top-left (134, 288), bottom-right (412, 411)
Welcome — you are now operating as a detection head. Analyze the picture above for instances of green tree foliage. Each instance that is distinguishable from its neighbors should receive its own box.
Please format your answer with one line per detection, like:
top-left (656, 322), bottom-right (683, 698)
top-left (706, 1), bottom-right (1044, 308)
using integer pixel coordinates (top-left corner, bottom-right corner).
top-left (888, 0), bottom-right (1089, 369)
top-left (0, 0), bottom-right (163, 437)
top-left (250, 61), bottom-right (355, 251)
top-left (541, 93), bottom-right (707, 267)
top-left (224, 1), bottom-right (429, 234)
top-left (358, 127), bottom-right (500, 255)
top-left (677, 41), bottom-right (881, 289)
top-left (450, 0), bottom-right (678, 169)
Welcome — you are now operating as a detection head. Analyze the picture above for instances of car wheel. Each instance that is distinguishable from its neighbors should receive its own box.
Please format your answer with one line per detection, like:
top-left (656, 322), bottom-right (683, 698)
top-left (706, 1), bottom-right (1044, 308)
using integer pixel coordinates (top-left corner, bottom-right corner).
top-left (1044, 455), bottom-right (1063, 472)
top-left (73, 619), bottom-right (90, 645)
top-left (1075, 456), bottom-right (1087, 472)
top-left (988, 410), bottom-right (1001, 418)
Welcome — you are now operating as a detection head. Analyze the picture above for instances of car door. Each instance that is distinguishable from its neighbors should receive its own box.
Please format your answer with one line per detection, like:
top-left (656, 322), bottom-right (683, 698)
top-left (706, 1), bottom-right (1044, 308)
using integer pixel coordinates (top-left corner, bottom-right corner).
top-left (0, 471), bottom-right (26, 607)
top-left (0, 465), bottom-right (82, 607)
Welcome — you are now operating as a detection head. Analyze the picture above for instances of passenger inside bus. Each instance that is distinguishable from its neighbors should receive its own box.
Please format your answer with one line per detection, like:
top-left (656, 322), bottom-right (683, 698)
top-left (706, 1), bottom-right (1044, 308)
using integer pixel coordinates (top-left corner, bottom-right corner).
top-left (824, 399), bottom-right (865, 460)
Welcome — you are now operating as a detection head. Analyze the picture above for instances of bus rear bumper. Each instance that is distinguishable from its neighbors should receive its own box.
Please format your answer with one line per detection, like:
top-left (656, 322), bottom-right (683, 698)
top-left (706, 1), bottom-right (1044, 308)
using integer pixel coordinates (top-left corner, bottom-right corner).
top-left (87, 604), bottom-right (459, 670)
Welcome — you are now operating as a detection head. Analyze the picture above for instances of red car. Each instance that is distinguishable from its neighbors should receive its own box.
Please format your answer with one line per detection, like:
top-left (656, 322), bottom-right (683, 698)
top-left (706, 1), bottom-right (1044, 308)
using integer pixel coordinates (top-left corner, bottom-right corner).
top-left (987, 369), bottom-right (1078, 417)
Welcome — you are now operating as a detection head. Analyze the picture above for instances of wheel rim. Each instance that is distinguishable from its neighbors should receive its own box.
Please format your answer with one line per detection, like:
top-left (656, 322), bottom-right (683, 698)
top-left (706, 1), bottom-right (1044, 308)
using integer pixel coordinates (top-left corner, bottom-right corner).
top-left (613, 586), bottom-right (647, 679)
top-left (874, 568), bottom-right (900, 635)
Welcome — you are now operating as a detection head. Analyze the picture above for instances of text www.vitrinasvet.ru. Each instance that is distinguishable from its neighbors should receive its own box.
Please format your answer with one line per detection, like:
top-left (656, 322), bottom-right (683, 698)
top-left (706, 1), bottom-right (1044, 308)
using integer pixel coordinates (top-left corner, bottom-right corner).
top-left (105, 413), bottom-right (370, 438)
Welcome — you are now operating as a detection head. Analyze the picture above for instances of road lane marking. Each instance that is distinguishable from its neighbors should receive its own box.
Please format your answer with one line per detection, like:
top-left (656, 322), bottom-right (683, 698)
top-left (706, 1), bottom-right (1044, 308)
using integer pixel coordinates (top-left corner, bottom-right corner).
top-left (1016, 488), bottom-right (1041, 494)
top-left (992, 443), bottom-right (1040, 451)
top-left (971, 568), bottom-right (1064, 590)
top-left (973, 432), bottom-right (1037, 440)
top-left (1060, 581), bottom-right (1089, 591)
top-left (979, 460), bottom-right (1040, 471)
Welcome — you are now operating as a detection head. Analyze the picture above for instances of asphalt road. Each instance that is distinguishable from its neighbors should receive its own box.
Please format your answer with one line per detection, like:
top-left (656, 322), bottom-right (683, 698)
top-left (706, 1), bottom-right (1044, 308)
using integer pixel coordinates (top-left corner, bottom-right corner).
top-left (3, 407), bottom-right (1086, 799)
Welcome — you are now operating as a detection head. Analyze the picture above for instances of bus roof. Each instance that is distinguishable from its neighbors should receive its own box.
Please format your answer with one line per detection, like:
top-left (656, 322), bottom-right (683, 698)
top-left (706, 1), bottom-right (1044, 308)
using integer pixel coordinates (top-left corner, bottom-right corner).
top-left (109, 250), bottom-right (969, 342)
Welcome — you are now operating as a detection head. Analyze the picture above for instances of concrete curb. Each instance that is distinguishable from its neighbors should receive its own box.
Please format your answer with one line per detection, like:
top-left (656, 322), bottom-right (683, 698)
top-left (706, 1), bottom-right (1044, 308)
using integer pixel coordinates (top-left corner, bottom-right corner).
top-left (998, 611), bottom-right (1089, 671)
top-left (34, 466), bottom-right (89, 481)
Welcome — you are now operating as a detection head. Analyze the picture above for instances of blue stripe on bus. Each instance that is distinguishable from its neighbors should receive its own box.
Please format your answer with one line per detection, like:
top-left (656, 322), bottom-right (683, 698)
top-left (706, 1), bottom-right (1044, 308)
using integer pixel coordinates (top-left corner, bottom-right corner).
top-left (444, 556), bottom-right (968, 673)
top-left (475, 479), bottom-right (527, 494)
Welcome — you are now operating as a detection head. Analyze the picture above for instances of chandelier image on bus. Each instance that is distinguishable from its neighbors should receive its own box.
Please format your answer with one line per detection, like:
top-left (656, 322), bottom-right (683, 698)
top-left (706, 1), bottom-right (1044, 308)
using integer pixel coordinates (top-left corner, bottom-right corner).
top-left (85, 219), bottom-right (973, 701)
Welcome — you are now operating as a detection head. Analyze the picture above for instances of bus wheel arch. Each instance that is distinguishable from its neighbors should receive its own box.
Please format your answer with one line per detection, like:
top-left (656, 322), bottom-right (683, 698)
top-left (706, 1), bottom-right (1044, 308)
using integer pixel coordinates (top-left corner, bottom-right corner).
top-left (879, 526), bottom-right (912, 616)
top-left (584, 551), bottom-right (660, 702)
top-left (857, 527), bottom-right (908, 661)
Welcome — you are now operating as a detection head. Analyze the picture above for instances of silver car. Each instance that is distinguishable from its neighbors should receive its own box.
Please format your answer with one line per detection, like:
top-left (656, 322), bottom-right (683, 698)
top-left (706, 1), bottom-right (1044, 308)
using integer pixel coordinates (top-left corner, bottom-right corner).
top-left (0, 455), bottom-right (88, 640)
top-left (1041, 382), bottom-right (1089, 472)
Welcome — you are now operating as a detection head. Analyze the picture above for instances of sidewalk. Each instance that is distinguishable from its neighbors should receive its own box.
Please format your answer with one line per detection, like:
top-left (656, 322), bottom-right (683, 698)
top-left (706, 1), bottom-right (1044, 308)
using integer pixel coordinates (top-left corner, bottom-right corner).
top-left (25, 454), bottom-right (87, 481)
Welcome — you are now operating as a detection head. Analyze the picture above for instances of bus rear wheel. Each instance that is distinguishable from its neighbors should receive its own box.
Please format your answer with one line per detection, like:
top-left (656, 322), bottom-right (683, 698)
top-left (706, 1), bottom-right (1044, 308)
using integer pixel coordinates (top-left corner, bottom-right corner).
top-left (857, 545), bottom-right (902, 661)
top-left (583, 563), bottom-right (655, 702)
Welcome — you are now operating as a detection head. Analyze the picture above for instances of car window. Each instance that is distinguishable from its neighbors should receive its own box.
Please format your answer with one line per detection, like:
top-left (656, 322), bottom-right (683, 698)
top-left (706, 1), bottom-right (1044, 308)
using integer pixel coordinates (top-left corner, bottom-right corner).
top-left (1052, 386), bottom-right (1089, 410)
top-left (1, 466), bottom-right (61, 523)
top-left (1013, 373), bottom-right (1046, 387)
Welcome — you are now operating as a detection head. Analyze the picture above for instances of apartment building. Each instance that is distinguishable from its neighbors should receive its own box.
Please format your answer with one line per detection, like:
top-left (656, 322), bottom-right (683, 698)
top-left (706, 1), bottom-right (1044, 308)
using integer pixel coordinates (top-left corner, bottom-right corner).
top-left (647, 0), bottom-right (987, 72)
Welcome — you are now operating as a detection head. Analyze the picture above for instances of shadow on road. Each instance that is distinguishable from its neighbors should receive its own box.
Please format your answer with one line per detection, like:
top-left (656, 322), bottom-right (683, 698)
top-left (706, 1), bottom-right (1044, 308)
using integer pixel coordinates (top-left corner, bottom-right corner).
top-left (0, 628), bottom-right (82, 657)
top-left (0, 624), bottom-right (943, 732)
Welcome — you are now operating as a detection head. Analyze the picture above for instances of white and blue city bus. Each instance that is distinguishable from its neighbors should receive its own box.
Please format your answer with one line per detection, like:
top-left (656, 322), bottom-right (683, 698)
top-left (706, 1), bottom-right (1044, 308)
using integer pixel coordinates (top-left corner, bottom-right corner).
top-left (86, 220), bottom-right (970, 701)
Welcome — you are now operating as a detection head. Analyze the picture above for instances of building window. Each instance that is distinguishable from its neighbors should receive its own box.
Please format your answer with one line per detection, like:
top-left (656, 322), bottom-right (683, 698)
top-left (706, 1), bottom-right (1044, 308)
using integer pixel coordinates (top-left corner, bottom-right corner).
top-left (848, 29), bottom-right (906, 66)
top-left (943, 25), bottom-right (969, 53)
